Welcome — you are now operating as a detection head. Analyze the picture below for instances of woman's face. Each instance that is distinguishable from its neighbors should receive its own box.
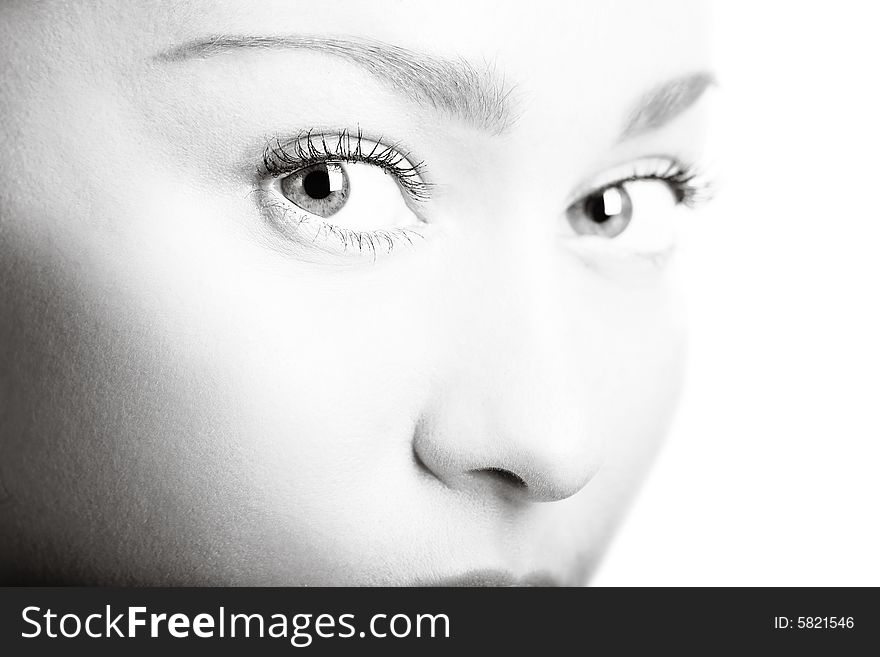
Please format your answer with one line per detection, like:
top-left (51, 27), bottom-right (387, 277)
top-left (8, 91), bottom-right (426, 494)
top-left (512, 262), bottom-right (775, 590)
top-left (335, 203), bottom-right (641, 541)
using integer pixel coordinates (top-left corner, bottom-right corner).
top-left (0, 1), bottom-right (712, 584)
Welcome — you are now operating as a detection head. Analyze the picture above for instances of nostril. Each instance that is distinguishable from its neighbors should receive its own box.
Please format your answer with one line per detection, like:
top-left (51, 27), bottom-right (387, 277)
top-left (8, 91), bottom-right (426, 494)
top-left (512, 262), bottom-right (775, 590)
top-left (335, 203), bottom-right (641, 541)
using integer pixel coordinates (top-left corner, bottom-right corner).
top-left (477, 467), bottom-right (528, 489)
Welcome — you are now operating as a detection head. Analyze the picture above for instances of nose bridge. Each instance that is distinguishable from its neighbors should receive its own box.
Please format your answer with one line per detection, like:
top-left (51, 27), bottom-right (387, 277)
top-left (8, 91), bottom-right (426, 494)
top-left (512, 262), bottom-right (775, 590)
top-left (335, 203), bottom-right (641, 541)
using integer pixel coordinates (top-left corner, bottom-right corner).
top-left (473, 237), bottom-right (584, 414)
top-left (415, 241), bottom-right (605, 503)
top-left (495, 262), bottom-right (604, 491)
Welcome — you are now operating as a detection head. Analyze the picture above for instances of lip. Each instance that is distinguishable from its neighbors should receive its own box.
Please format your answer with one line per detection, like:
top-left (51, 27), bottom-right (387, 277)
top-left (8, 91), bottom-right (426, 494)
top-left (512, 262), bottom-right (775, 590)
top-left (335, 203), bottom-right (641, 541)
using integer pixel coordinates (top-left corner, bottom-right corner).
top-left (424, 569), bottom-right (561, 587)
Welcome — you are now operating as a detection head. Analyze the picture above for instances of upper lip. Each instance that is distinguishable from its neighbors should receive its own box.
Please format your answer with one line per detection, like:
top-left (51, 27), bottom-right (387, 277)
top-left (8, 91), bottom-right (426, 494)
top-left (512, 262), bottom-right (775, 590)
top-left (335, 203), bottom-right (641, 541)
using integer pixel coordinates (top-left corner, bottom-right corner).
top-left (421, 569), bottom-right (561, 587)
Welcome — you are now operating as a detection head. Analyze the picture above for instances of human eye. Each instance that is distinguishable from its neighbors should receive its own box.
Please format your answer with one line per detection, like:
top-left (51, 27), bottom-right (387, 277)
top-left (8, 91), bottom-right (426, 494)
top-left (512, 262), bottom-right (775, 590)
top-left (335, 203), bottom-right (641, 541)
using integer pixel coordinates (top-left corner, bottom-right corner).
top-left (564, 157), bottom-right (713, 256)
top-left (256, 129), bottom-right (431, 259)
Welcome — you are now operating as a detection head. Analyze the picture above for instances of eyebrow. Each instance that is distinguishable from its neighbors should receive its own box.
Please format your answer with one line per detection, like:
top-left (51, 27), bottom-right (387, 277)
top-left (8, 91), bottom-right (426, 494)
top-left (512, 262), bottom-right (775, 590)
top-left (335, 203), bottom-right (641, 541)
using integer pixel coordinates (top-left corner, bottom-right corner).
top-left (157, 35), bottom-right (713, 140)
top-left (156, 34), bottom-right (516, 134)
top-left (619, 71), bottom-right (716, 141)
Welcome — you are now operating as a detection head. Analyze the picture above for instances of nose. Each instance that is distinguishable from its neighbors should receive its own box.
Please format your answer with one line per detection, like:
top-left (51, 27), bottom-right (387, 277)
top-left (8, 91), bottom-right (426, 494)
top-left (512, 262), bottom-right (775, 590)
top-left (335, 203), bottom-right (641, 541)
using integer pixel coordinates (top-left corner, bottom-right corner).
top-left (413, 260), bottom-right (605, 504)
top-left (414, 405), bottom-right (602, 503)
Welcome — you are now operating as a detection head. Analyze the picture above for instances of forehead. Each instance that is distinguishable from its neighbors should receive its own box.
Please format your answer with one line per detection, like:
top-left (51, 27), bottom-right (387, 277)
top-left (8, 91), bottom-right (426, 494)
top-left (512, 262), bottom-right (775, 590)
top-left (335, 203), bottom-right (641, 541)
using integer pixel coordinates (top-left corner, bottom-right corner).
top-left (9, 0), bottom-right (711, 93)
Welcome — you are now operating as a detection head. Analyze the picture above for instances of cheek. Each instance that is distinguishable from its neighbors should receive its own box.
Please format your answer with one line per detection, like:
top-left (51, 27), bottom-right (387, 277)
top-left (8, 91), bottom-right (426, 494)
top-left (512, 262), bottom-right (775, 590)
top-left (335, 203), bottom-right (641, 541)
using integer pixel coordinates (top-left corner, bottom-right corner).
top-left (551, 268), bottom-right (688, 559)
top-left (0, 218), bottom-right (285, 582)
top-left (199, 265), bottom-right (438, 545)
top-left (0, 173), bottom-right (439, 583)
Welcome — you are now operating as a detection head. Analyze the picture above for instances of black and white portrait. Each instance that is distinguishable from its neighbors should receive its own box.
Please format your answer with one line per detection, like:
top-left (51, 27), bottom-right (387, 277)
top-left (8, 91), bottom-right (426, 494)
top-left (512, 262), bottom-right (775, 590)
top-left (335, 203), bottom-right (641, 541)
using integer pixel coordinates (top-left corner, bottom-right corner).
top-left (0, 1), bottom-right (876, 589)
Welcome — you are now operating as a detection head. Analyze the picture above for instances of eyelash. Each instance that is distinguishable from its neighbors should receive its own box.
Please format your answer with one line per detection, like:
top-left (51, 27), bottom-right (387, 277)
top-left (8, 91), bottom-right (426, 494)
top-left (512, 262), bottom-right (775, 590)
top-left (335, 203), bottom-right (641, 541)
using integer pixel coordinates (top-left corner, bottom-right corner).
top-left (261, 128), bottom-right (432, 202)
top-left (590, 157), bottom-right (713, 210)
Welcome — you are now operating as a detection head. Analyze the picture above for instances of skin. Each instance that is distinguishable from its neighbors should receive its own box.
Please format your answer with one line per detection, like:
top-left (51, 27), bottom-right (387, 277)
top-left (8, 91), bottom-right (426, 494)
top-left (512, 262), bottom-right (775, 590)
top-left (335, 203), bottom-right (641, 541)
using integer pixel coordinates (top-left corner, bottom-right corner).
top-left (0, 0), bottom-right (711, 585)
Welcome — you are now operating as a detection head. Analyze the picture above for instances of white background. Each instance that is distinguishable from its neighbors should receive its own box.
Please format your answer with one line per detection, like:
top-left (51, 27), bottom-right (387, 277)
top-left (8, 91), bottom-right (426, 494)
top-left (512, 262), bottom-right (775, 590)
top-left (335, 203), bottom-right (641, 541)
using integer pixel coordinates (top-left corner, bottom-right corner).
top-left (593, 3), bottom-right (880, 585)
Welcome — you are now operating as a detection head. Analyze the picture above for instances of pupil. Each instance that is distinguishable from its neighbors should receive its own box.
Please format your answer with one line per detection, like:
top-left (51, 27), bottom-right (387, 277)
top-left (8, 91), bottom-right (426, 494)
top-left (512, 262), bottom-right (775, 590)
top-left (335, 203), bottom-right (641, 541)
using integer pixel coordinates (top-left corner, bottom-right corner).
top-left (303, 167), bottom-right (331, 200)
top-left (584, 194), bottom-right (612, 224)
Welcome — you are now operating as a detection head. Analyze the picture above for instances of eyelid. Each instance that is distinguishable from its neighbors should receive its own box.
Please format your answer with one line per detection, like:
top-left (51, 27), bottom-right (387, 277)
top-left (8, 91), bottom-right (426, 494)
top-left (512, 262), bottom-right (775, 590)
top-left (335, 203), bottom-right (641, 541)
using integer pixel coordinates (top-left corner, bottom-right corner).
top-left (566, 155), bottom-right (709, 209)
top-left (254, 188), bottom-right (427, 262)
top-left (259, 128), bottom-right (433, 204)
